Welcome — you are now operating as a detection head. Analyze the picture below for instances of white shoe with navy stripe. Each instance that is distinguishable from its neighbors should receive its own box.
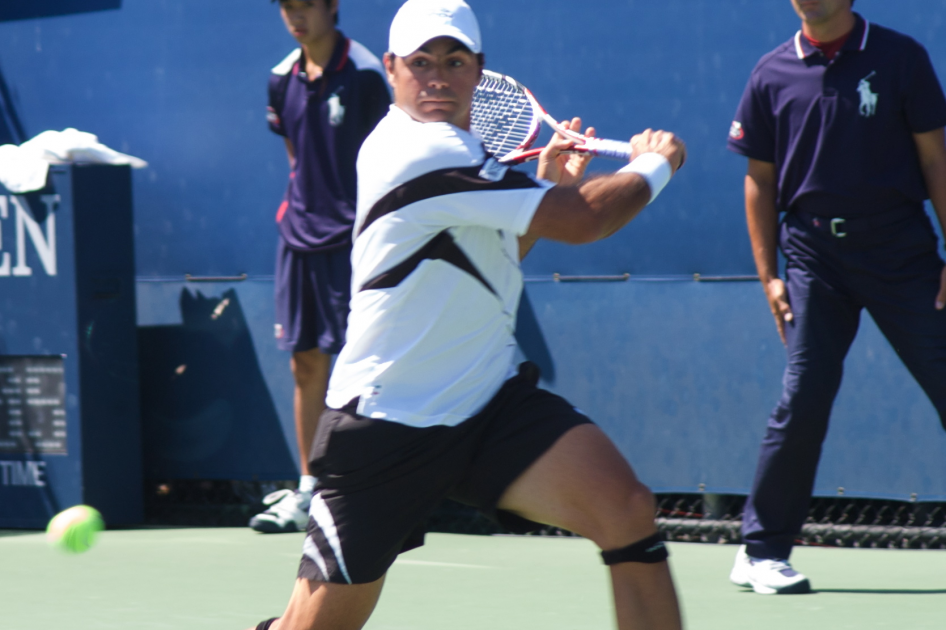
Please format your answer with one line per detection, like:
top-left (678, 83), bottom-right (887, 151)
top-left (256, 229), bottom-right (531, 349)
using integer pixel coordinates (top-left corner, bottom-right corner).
top-left (730, 545), bottom-right (811, 594)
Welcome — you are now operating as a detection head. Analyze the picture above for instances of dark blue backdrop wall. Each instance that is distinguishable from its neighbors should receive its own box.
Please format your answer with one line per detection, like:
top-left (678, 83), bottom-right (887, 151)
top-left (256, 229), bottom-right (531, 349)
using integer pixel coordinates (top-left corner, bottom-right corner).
top-left (2, 0), bottom-right (944, 499)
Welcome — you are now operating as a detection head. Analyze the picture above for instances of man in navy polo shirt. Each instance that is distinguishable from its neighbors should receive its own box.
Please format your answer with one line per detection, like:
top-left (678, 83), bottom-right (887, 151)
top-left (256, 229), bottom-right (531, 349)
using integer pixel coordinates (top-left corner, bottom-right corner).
top-left (250, 0), bottom-right (390, 534)
top-left (728, 0), bottom-right (946, 594)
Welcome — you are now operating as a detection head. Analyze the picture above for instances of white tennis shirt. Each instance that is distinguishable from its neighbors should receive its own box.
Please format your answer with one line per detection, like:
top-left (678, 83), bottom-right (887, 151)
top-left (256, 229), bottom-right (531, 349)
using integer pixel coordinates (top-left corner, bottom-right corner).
top-left (325, 105), bottom-right (553, 427)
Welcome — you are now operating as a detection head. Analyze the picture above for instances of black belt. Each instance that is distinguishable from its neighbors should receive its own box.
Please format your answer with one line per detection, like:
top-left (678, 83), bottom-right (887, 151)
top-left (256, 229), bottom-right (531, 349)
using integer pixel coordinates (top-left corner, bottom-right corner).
top-left (792, 205), bottom-right (922, 238)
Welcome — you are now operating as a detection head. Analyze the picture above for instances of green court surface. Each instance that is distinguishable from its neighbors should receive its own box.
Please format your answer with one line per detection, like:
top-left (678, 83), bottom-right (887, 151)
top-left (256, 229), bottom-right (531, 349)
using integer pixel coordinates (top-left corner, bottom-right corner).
top-left (2, 528), bottom-right (943, 629)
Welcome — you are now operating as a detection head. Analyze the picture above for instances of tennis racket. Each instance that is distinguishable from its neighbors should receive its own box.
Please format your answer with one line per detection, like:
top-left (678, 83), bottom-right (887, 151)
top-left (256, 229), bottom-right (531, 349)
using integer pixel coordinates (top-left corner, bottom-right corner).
top-left (471, 69), bottom-right (633, 165)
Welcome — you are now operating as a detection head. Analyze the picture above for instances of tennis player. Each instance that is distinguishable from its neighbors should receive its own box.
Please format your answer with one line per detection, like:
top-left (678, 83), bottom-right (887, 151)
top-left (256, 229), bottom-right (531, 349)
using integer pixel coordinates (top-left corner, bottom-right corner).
top-left (250, 0), bottom-right (391, 533)
top-left (249, 0), bottom-right (686, 628)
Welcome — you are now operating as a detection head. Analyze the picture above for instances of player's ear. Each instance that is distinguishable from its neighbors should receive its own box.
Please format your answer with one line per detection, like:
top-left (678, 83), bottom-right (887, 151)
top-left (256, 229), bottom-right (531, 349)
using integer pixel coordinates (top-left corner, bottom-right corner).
top-left (476, 53), bottom-right (485, 69)
top-left (383, 52), bottom-right (397, 86)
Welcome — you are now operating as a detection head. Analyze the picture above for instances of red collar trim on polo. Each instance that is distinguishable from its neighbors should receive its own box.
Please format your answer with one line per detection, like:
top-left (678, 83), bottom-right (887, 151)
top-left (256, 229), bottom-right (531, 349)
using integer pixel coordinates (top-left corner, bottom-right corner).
top-left (803, 31), bottom-right (850, 60)
top-left (292, 33), bottom-right (351, 79)
top-left (322, 32), bottom-right (351, 74)
top-left (794, 13), bottom-right (869, 60)
top-left (332, 37), bottom-right (351, 72)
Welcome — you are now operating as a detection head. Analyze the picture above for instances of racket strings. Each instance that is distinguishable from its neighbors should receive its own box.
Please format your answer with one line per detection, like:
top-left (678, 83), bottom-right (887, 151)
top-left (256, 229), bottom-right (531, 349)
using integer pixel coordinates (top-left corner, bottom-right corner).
top-left (472, 76), bottom-right (537, 159)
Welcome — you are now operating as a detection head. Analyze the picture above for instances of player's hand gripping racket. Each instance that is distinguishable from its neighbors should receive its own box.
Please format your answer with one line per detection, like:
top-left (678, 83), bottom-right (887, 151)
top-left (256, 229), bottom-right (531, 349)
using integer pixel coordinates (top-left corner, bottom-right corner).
top-left (471, 69), bottom-right (632, 165)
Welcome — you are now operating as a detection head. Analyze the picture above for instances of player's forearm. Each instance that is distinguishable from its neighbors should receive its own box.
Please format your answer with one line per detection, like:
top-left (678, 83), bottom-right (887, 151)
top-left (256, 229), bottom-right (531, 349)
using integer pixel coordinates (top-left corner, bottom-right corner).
top-left (745, 173), bottom-right (780, 284)
top-left (926, 174), bottom-right (946, 245)
top-left (919, 154), bottom-right (946, 240)
top-left (527, 173), bottom-right (651, 245)
top-left (284, 137), bottom-right (297, 170)
top-left (579, 172), bottom-right (655, 240)
top-left (913, 128), bottom-right (946, 240)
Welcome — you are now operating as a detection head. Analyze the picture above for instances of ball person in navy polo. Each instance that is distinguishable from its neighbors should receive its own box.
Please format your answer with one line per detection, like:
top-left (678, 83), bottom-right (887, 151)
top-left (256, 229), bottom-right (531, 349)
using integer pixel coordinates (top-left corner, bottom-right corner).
top-left (247, 1), bottom-right (688, 628)
top-left (250, 0), bottom-right (390, 534)
top-left (727, 0), bottom-right (946, 594)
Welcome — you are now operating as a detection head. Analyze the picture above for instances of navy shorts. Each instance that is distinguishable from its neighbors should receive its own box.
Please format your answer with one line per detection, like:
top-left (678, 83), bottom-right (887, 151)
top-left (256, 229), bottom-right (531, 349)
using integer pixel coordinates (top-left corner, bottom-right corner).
top-left (274, 237), bottom-right (352, 354)
top-left (296, 363), bottom-right (592, 584)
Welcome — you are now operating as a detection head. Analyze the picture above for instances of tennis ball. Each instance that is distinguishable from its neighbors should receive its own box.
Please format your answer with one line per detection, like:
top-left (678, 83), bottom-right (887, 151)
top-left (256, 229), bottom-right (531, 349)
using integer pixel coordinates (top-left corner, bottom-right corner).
top-left (46, 505), bottom-right (104, 553)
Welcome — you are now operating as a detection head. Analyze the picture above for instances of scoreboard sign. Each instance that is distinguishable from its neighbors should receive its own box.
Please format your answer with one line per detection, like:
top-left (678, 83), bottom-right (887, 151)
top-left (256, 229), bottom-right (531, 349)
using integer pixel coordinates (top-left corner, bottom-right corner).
top-left (0, 165), bottom-right (141, 528)
top-left (0, 356), bottom-right (68, 455)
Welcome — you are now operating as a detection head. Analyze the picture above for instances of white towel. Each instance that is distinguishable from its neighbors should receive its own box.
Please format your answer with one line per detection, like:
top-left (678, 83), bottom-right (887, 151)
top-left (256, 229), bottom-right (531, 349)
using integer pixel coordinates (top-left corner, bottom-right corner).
top-left (0, 128), bottom-right (147, 193)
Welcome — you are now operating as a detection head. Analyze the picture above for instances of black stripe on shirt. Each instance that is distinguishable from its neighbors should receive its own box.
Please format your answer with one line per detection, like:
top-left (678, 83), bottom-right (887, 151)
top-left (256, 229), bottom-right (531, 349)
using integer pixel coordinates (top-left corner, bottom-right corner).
top-left (357, 163), bottom-right (540, 237)
top-left (360, 230), bottom-right (497, 295)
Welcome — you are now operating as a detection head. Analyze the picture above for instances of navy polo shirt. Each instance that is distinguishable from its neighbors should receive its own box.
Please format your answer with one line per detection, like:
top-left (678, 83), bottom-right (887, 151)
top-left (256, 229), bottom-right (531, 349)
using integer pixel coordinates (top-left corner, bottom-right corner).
top-left (268, 33), bottom-right (391, 252)
top-left (728, 14), bottom-right (946, 216)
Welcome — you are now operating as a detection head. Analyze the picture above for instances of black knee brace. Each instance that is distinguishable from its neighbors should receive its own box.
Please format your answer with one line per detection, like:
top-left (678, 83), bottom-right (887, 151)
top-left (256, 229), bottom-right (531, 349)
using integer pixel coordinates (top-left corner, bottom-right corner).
top-left (601, 532), bottom-right (669, 565)
top-left (256, 617), bottom-right (279, 630)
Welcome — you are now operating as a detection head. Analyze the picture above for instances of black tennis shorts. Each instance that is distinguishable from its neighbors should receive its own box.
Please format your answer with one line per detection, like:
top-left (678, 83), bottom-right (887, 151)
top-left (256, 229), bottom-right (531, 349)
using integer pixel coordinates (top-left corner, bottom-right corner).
top-left (297, 362), bottom-right (592, 584)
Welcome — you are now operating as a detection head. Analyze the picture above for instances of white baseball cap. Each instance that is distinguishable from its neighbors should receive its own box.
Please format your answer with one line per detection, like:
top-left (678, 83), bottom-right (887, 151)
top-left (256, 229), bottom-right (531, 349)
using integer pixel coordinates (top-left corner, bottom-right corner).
top-left (388, 0), bottom-right (482, 57)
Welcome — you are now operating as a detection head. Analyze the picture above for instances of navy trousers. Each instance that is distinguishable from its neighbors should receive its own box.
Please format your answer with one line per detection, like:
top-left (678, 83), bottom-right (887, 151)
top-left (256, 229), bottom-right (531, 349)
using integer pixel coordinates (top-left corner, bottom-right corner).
top-left (742, 205), bottom-right (946, 560)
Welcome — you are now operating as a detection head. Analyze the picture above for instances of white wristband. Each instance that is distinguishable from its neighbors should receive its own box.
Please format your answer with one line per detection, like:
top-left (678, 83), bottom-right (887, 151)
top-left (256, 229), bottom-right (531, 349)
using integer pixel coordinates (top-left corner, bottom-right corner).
top-left (618, 153), bottom-right (673, 204)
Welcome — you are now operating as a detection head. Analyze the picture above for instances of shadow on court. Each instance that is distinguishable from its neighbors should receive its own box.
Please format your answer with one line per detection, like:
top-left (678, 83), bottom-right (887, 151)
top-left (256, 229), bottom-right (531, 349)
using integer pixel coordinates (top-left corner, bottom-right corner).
top-left (0, 530), bottom-right (40, 538)
top-left (815, 588), bottom-right (946, 595)
top-left (734, 586), bottom-right (946, 595)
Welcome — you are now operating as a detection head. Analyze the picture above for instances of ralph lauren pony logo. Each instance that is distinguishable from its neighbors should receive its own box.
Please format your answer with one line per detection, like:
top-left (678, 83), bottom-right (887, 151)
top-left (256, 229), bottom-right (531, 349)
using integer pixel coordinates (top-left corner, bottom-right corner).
top-left (858, 71), bottom-right (878, 117)
top-left (327, 92), bottom-right (346, 127)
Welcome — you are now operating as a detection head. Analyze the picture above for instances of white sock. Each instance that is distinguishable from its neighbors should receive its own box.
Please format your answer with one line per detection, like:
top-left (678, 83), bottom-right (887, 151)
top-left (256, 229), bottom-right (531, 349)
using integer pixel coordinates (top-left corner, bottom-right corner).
top-left (298, 475), bottom-right (317, 495)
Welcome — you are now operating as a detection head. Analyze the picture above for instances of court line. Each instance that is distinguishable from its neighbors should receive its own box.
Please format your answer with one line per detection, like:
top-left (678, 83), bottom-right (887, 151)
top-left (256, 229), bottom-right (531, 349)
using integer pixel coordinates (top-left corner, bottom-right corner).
top-left (394, 559), bottom-right (493, 569)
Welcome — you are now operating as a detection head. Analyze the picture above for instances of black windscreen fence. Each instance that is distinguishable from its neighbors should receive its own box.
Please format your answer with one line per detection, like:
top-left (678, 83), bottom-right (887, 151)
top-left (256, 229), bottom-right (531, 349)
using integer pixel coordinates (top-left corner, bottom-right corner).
top-left (143, 481), bottom-right (946, 550)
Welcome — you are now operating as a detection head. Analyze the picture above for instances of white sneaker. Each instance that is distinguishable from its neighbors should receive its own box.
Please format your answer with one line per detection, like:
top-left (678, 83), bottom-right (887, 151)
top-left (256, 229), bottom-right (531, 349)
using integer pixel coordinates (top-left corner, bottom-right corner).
top-left (249, 489), bottom-right (311, 533)
top-left (730, 545), bottom-right (811, 594)
top-left (729, 545), bottom-right (753, 587)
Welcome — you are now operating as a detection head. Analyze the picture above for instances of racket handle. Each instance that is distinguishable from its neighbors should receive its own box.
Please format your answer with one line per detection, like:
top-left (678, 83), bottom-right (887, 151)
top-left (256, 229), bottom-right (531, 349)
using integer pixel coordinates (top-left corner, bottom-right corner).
top-left (584, 138), bottom-right (632, 161)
